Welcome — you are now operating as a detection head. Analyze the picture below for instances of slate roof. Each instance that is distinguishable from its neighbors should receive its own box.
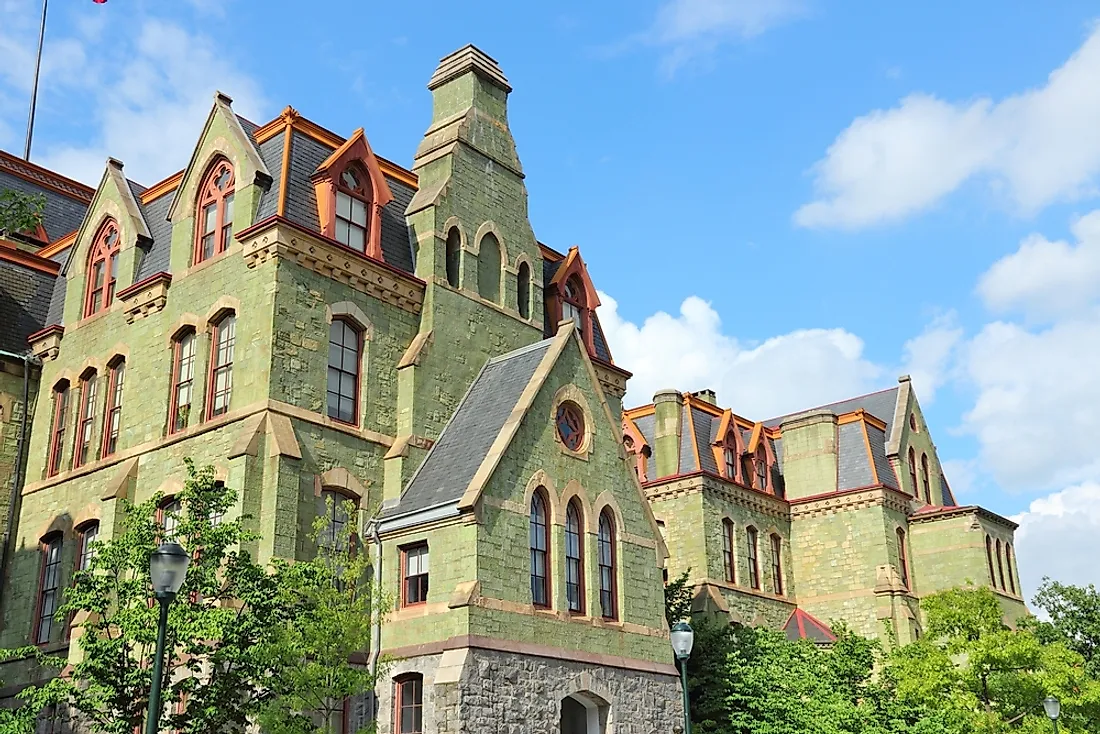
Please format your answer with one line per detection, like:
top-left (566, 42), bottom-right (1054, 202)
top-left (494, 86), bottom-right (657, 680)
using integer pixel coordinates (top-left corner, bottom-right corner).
top-left (764, 386), bottom-right (900, 434)
top-left (783, 608), bottom-right (836, 643)
top-left (0, 151), bottom-right (92, 243)
top-left (381, 338), bottom-right (553, 519)
top-left (0, 259), bottom-right (55, 353)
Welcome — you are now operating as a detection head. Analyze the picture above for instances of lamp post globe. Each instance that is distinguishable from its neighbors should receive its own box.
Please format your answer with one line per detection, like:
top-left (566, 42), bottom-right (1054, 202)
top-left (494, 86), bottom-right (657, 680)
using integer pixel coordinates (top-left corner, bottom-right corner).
top-left (1043, 696), bottom-right (1061, 733)
top-left (145, 541), bottom-right (190, 734)
top-left (670, 621), bottom-right (694, 734)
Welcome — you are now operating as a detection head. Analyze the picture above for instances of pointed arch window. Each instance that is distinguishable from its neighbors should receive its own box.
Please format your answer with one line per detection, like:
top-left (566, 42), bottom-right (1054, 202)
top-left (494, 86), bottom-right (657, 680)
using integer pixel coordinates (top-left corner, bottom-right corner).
top-left (770, 533), bottom-right (784, 596)
top-left (77, 522), bottom-right (100, 573)
top-left (995, 538), bottom-right (1006, 591)
top-left (985, 535), bottom-right (997, 587)
top-left (445, 228), bottom-right (461, 287)
top-left (517, 260), bottom-right (531, 319)
top-left (896, 528), bottom-right (910, 589)
top-left (908, 447), bottom-right (918, 497)
top-left (920, 453), bottom-right (931, 504)
top-left (746, 526), bottom-right (760, 590)
top-left (477, 233), bottom-right (501, 303)
top-left (102, 358), bottom-right (125, 457)
top-left (598, 509), bottom-right (617, 620)
top-left (169, 329), bottom-right (196, 434)
top-left (530, 489), bottom-right (550, 608)
top-left (722, 519), bottom-right (736, 583)
top-left (47, 381), bottom-right (70, 477)
top-left (334, 164), bottom-right (371, 253)
top-left (74, 370), bottom-right (99, 468)
top-left (34, 534), bottom-right (63, 645)
top-left (318, 489), bottom-right (353, 553)
top-left (562, 275), bottom-right (585, 338)
top-left (207, 313), bottom-right (236, 419)
top-left (84, 219), bottom-right (120, 317)
top-left (327, 319), bottom-right (361, 425)
top-left (1005, 544), bottom-right (1017, 595)
top-left (194, 158), bottom-right (235, 264)
top-left (564, 501), bottom-right (584, 613)
top-left (755, 446), bottom-right (768, 491)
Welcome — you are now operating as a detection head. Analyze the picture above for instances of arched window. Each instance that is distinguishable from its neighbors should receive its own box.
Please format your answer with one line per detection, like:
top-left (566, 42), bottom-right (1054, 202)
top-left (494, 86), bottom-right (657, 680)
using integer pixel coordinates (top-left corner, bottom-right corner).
top-left (755, 446), bottom-right (768, 490)
top-left (1005, 544), bottom-right (1017, 595)
top-left (746, 526), bottom-right (760, 589)
top-left (169, 329), bottom-right (196, 434)
top-left (327, 319), bottom-right (361, 424)
top-left (194, 158), bottom-right (235, 264)
top-left (770, 533), bottom-right (784, 596)
top-left (530, 490), bottom-right (550, 608)
top-left (517, 260), bottom-right (531, 319)
top-left (896, 528), bottom-right (909, 589)
top-left (477, 233), bottom-right (501, 303)
top-left (74, 371), bottom-right (99, 469)
top-left (564, 501), bottom-right (584, 613)
top-left (723, 447), bottom-right (736, 480)
top-left (445, 227), bottom-right (461, 288)
top-left (722, 519), bottom-right (736, 583)
top-left (84, 219), bottom-right (120, 317)
top-left (102, 358), bottom-right (125, 457)
top-left (334, 164), bottom-right (371, 252)
top-left (920, 453), bottom-right (931, 504)
top-left (77, 522), bottom-right (100, 572)
top-left (395, 673), bottom-right (424, 734)
top-left (47, 381), bottom-right (70, 477)
top-left (319, 489), bottom-right (352, 552)
top-left (34, 534), bottom-right (63, 644)
top-left (598, 510), bottom-right (617, 620)
top-left (995, 538), bottom-right (1006, 591)
top-left (207, 313), bottom-right (236, 419)
top-left (908, 447), bottom-right (918, 497)
top-left (985, 535), bottom-right (997, 586)
top-left (562, 275), bottom-right (585, 338)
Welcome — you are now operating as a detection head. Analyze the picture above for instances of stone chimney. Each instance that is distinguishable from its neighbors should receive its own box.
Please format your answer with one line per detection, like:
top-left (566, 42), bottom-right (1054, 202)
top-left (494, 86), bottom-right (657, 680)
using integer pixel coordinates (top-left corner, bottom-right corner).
top-left (653, 390), bottom-right (684, 479)
top-left (777, 409), bottom-right (838, 500)
top-left (693, 389), bottom-right (718, 406)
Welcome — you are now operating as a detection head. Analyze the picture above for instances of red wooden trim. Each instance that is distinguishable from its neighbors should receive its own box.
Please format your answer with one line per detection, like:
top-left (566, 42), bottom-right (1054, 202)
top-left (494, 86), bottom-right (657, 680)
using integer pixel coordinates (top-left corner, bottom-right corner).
top-left (399, 542), bottom-right (429, 609)
top-left (327, 318), bottom-right (362, 427)
top-left (0, 240), bottom-right (60, 275)
top-left (168, 330), bottom-right (195, 436)
top-left (393, 672), bottom-right (424, 734)
top-left (73, 371), bottom-right (97, 469)
top-left (28, 324), bottom-right (63, 343)
top-left (746, 525), bottom-right (760, 590)
top-left (83, 219), bottom-right (121, 318)
top-left (0, 149), bottom-right (94, 201)
top-left (101, 359), bottom-right (124, 457)
top-left (115, 271), bottom-right (171, 300)
top-left (46, 383), bottom-right (69, 477)
top-left (205, 314), bottom-right (235, 421)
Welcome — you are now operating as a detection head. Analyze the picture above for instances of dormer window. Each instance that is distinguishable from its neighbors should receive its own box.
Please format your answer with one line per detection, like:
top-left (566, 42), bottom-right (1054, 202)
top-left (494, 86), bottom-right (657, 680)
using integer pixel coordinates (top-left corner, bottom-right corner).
top-left (334, 164), bottom-right (370, 253)
top-left (84, 219), bottom-right (121, 318)
top-left (195, 158), bottom-right (235, 264)
top-left (562, 276), bottom-right (585, 336)
top-left (755, 446), bottom-right (768, 490)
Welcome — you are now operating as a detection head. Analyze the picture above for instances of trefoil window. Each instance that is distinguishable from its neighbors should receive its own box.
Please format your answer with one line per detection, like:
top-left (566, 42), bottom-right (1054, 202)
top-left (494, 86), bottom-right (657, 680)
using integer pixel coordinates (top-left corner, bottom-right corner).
top-left (195, 159), bottom-right (235, 264)
top-left (84, 220), bottom-right (120, 317)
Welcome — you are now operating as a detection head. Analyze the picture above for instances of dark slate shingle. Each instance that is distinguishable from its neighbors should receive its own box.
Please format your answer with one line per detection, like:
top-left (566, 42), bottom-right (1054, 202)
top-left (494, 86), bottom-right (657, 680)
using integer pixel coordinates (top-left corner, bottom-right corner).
top-left (867, 425), bottom-right (897, 489)
top-left (591, 315), bottom-right (612, 363)
top-left (383, 339), bottom-right (553, 517)
top-left (253, 131), bottom-right (285, 223)
top-left (283, 130), bottom-right (331, 234)
top-left (0, 170), bottom-right (89, 242)
top-left (133, 192), bottom-right (175, 281)
top-left (44, 255), bottom-right (68, 326)
top-left (0, 260), bottom-right (56, 353)
top-left (692, 407), bottom-right (718, 475)
top-left (765, 386), bottom-right (900, 437)
top-left (836, 421), bottom-right (873, 491)
top-left (381, 178), bottom-right (416, 273)
top-left (678, 405), bottom-right (697, 474)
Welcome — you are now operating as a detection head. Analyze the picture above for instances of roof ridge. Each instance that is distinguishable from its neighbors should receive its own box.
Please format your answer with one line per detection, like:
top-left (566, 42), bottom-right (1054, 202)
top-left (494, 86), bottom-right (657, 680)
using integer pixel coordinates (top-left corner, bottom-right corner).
top-left (0, 149), bottom-right (95, 201)
top-left (487, 337), bottom-right (554, 364)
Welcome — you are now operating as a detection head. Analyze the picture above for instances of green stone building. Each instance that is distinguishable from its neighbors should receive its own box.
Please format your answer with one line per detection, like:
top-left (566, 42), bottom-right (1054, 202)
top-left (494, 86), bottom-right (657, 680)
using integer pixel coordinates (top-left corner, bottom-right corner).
top-left (0, 43), bottom-right (1027, 733)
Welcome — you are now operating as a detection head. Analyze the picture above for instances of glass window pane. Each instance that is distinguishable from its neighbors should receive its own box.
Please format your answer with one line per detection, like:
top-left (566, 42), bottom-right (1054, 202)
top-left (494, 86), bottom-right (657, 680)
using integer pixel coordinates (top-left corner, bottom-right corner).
top-left (335, 219), bottom-right (349, 246)
top-left (347, 225), bottom-right (365, 252)
top-left (204, 203), bottom-right (217, 234)
top-left (336, 192), bottom-right (351, 220)
top-left (351, 198), bottom-right (367, 226)
top-left (224, 193), bottom-right (234, 226)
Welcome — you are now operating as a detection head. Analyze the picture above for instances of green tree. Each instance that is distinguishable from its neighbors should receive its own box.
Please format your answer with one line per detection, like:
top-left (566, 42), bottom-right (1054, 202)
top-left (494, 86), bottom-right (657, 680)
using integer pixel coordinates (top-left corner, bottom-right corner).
top-left (0, 190), bottom-right (46, 236)
top-left (4, 460), bottom-right (387, 734)
top-left (1023, 579), bottom-right (1100, 678)
top-left (665, 569), bottom-right (693, 627)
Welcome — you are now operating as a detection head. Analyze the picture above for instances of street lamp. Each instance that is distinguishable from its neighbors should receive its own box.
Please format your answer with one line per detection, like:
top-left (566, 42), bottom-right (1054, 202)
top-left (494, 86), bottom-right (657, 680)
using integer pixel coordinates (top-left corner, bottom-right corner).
top-left (145, 542), bottom-right (189, 734)
top-left (670, 621), bottom-right (694, 734)
top-left (1043, 696), bottom-right (1061, 733)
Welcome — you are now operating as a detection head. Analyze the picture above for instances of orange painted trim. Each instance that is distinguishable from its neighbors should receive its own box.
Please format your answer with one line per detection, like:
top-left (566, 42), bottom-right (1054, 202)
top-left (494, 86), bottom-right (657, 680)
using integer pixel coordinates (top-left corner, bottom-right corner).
top-left (38, 231), bottom-right (76, 260)
top-left (623, 404), bottom-right (656, 420)
top-left (539, 242), bottom-right (566, 262)
top-left (251, 115), bottom-right (284, 144)
top-left (139, 171), bottom-right (183, 204)
top-left (0, 240), bottom-right (60, 275)
top-left (0, 149), bottom-right (94, 202)
top-left (746, 422), bottom-right (764, 454)
top-left (683, 392), bottom-right (725, 417)
top-left (715, 409), bottom-right (734, 442)
top-left (277, 119), bottom-right (293, 217)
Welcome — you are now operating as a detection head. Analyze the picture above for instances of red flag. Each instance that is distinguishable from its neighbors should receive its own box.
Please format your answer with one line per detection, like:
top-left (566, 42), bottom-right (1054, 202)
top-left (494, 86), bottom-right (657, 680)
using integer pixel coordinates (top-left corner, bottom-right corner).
top-left (92, 0), bottom-right (107, 4)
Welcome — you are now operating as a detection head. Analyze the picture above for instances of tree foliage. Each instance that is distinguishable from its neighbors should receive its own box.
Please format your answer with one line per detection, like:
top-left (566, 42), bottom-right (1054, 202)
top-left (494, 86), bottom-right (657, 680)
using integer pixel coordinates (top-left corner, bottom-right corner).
top-left (0, 190), bottom-right (46, 236)
top-left (1023, 578), bottom-right (1100, 678)
top-left (2, 460), bottom-right (387, 734)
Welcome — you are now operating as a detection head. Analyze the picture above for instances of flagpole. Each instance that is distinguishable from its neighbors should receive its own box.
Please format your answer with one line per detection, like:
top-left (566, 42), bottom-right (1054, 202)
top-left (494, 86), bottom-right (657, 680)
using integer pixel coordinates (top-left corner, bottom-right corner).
top-left (24, 0), bottom-right (48, 161)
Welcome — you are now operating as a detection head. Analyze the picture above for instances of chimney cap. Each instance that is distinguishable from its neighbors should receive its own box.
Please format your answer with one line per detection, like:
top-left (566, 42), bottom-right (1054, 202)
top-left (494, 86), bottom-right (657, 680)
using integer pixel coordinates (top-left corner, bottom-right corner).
top-left (428, 44), bottom-right (512, 93)
top-left (898, 374), bottom-right (911, 383)
top-left (653, 389), bottom-right (683, 405)
top-left (693, 389), bottom-right (718, 406)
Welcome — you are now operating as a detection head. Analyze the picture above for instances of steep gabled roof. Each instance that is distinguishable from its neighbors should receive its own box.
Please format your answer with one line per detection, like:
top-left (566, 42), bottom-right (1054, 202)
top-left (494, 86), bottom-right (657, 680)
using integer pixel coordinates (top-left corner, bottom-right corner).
top-left (765, 386), bottom-right (900, 436)
top-left (0, 256), bottom-right (56, 353)
top-left (0, 149), bottom-right (93, 243)
top-left (782, 608), bottom-right (836, 643)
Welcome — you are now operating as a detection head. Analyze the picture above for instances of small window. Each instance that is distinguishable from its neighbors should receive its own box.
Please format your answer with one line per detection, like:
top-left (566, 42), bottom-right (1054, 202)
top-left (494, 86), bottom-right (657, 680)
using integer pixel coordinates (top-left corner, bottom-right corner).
top-left (920, 453), bottom-right (931, 504)
top-left (445, 227), bottom-right (461, 288)
top-left (208, 313), bottom-right (236, 419)
top-left (556, 402), bottom-right (585, 452)
top-left (194, 159), bottom-right (235, 264)
top-left (395, 674), bottom-right (424, 734)
top-left (169, 330), bottom-right (197, 434)
top-left (746, 526), bottom-right (760, 590)
top-left (909, 413), bottom-right (918, 432)
top-left (723, 446), bottom-right (736, 480)
top-left (73, 371), bottom-right (99, 469)
top-left (102, 359), bottom-right (125, 457)
top-left (335, 165), bottom-right (370, 253)
top-left (158, 498), bottom-right (182, 540)
top-left (35, 535), bottom-right (63, 644)
top-left (770, 533), bottom-right (783, 596)
top-left (908, 447), bottom-right (918, 497)
top-left (77, 522), bottom-right (100, 572)
top-left (598, 510), bottom-right (617, 620)
top-left (985, 535), bottom-right (996, 586)
top-left (47, 381), bottom-right (70, 477)
top-left (562, 275), bottom-right (585, 338)
top-left (319, 489), bottom-right (352, 553)
top-left (995, 538), bottom-right (1006, 591)
top-left (565, 501), bottom-right (584, 613)
top-left (327, 319), bottom-right (361, 425)
top-left (1005, 544), bottom-right (1017, 595)
top-left (401, 543), bottom-right (429, 607)
top-left (530, 490), bottom-right (550, 608)
top-left (755, 447), bottom-right (768, 490)
top-left (517, 261), bottom-right (531, 319)
top-left (896, 528), bottom-right (909, 589)
top-left (477, 233), bottom-right (501, 303)
top-left (722, 519), bottom-right (735, 584)
top-left (84, 219), bottom-right (121, 317)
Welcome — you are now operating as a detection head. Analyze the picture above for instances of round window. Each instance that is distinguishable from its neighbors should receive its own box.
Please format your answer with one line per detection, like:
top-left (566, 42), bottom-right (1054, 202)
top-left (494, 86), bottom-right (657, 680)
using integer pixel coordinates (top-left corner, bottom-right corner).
top-left (556, 402), bottom-right (585, 451)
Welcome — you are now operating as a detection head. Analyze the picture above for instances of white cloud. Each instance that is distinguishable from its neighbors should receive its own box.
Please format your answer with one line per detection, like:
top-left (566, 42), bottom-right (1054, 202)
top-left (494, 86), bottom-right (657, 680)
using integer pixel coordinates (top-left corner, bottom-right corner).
top-left (795, 23), bottom-right (1100, 229)
top-left (898, 312), bottom-right (964, 404)
top-left (597, 291), bottom-right (883, 417)
top-left (977, 209), bottom-right (1100, 320)
top-left (1011, 483), bottom-right (1100, 601)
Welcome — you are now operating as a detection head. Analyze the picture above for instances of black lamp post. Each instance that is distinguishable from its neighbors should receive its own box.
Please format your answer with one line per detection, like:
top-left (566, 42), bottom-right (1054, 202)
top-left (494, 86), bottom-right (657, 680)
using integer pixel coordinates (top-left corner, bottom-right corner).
top-left (1043, 696), bottom-right (1061, 734)
top-left (145, 542), bottom-right (189, 734)
top-left (670, 621), bottom-right (694, 734)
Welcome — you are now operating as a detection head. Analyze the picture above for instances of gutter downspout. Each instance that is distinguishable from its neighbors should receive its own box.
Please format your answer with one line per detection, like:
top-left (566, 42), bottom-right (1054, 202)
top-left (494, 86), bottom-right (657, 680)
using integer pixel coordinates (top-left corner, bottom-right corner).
top-left (367, 518), bottom-right (383, 721)
top-left (0, 349), bottom-right (39, 597)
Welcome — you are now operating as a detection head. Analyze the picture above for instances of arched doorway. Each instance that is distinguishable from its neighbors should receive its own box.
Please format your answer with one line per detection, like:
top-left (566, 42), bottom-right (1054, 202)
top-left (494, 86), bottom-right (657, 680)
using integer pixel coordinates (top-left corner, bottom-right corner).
top-left (559, 692), bottom-right (609, 734)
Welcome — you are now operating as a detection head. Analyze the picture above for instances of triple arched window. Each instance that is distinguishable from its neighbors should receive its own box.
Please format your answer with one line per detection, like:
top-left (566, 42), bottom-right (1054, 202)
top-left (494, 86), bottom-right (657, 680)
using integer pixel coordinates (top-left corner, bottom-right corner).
top-left (529, 497), bottom-right (618, 620)
top-left (477, 233), bottom-right (501, 304)
top-left (194, 158), bottom-right (235, 264)
top-left (84, 219), bottom-right (120, 318)
top-left (984, 535), bottom-right (1017, 594)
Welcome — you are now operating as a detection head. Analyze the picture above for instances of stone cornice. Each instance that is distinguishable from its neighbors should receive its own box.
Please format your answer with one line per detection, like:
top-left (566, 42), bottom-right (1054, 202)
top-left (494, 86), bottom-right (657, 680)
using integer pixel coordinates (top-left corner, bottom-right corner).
top-left (239, 217), bottom-right (425, 315)
top-left (28, 324), bottom-right (64, 362)
top-left (644, 472), bottom-right (790, 521)
top-left (908, 504), bottom-right (1019, 531)
top-left (591, 358), bottom-right (630, 399)
top-left (789, 485), bottom-right (911, 520)
top-left (117, 271), bottom-right (172, 323)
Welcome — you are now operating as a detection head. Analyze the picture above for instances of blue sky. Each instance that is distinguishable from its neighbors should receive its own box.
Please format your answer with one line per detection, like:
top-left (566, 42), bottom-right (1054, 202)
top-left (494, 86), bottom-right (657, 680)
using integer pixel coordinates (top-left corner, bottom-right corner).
top-left (2, 0), bottom-right (1099, 596)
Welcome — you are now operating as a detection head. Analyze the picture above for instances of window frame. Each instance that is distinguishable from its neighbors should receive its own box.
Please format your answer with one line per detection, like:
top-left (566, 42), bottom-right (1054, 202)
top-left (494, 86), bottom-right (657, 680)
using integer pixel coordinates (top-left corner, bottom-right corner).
top-left (83, 219), bottom-right (121, 318)
top-left (333, 163), bottom-right (372, 254)
top-left (326, 318), bottom-right (362, 426)
top-left (445, 227), bottom-right (461, 288)
top-left (517, 260), bottom-right (531, 319)
top-left (74, 371), bottom-right (99, 469)
top-left (908, 447), bottom-right (918, 497)
top-left (896, 528), bottom-right (910, 590)
top-left (33, 534), bottom-right (63, 645)
top-left (564, 500), bottom-right (585, 614)
top-left (394, 673), bottom-right (424, 734)
top-left (556, 402), bottom-right (585, 452)
top-left (770, 533), bottom-right (784, 596)
top-left (722, 518), bottom-right (736, 584)
top-left (206, 313), bottom-right (236, 420)
top-left (561, 275), bottom-right (586, 337)
top-left (995, 538), bottom-right (1006, 591)
top-left (746, 525), bottom-right (760, 590)
top-left (46, 381), bottom-right (70, 477)
top-left (318, 488), bottom-right (354, 554)
top-left (597, 509), bottom-right (617, 621)
top-left (755, 446), bottom-right (768, 491)
top-left (985, 535), bottom-right (997, 587)
top-left (193, 158), bottom-right (236, 265)
top-left (920, 453), bottom-right (931, 504)
top-left (169, 329), bottom-right (197, 435)
top-left (400, 543), bottom-right (429, 608)
top-left (1005, 544), bottom-right (1017, 595)
top-left (76, 521), bottom-right (100, 573)
top-left (530, 489), bottom-right (551, 609)
top-left (158, 497), bottom-right (182, 540)
top-left (101, 358), bottom-right (125, 457)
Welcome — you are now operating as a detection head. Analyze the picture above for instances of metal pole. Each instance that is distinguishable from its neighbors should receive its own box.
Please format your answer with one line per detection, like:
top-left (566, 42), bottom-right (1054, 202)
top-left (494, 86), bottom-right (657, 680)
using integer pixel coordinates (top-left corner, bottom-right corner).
top-left (145, 595), bottom-right (173, 734)
top-left (679, 657), bottom-right (691, 734)
top-left (1053, 719), bottom-right (1060, 734)
top-left (24, 0), bottom-right (48, 160)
